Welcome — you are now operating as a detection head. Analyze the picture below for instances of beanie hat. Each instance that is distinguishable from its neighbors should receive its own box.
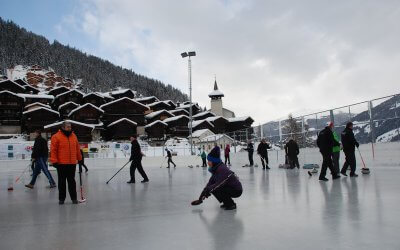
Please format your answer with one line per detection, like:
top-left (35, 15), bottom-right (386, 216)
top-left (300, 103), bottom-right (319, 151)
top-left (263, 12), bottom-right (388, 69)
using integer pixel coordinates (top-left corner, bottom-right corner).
top-left (207, 146), bottom-right (221, 164)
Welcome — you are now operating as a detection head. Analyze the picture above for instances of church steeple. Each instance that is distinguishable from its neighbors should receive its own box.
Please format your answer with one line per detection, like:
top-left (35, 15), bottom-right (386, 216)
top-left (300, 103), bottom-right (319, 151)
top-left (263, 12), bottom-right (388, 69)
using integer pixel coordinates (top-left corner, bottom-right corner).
top-left (208, 77), bottom-right (224, 99)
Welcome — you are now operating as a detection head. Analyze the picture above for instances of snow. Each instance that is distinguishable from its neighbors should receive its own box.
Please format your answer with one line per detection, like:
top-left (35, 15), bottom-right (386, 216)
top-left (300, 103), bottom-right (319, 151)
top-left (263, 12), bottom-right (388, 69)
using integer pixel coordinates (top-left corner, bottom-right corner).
top-left (83, 92), bottom-right (105, 99)
top-left (191, 120), bottom-right (214, 128)
top-left (55, 89), bottom-right (84, 98)
top-left (58, 101), bottom-right (79, 111)
top-left (376, 128), bottom-right (400, 142)
top-left (22, 107), bottom-right (59, 116)
top-left (228, 116), bottom-right (253, 122)
top-left (390, 102), bottom-right (400, 110)
top-left (163, 115), bottom-right (189, 123)
top-left (135, 96), bottom-right (159, 102)
top-left (206, 116), bottom-right (228, 122)
top-left (110, 88), bottom-right (136, 95)
top-left (107, 118), bottom-right (137, 127)
top-left (24, 102), bottom-right (51, 109)
top-left (44, 119), bottom-right (95, 129)
top-left (144, 120), bottom-right (168, 128)
top-left (68, 103), bottom-right (104, 117)
top-left (0, 79), bottom-right (26, 91)
top-left (100, 97), bottom-right (149, 110)
top-left (17, 93), bottom-right (54, 99)
top-left (191, 129), bottom-right (214, 138)
top-left (208, 89), bottom-right (224, 97)
top-left (145, 110), bottom-right (174, 120)
top-left (192, 111), bottom-right (216, 118)
top-left (0, 90), bottom-right (25, 100)
top-left (200, 134), bottom-right (233, 142)
top-left (170, 109), bottom-right (189, 115)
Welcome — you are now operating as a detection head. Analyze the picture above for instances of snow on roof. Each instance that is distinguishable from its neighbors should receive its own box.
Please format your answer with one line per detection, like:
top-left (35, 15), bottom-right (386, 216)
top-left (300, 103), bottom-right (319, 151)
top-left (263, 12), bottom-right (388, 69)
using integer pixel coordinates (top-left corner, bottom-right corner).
top-left (0, 90), bottom-right (25, 100)
top-left (206, 116), bottom-right (228, 122)
top-left (177, 103), bottom-right (200, 109)
top-left (107, 118), bottom-right (137, 128)
top-left (68, 103), bottom-right (104, 117)
top-left (17, 93), bottom-right (54, 99)
top-left (100, 97), bottom-right (149, 110)
top-left (200, 134), bottom-right (233, 142)
top-left (145, 109), bottom-right (174, 119)
top-left (0, 79), bottom-right (26, 91)
top-left (55, 89), bottom-right (84, 98)
top-left (24, 102), bottom-right (51, 109)
top-left (145, 120), bottom-right (168, 128)
top-left (191, 129), bottom-right (215, 138)
top-left (58, 101), bottom-right (79, 111)
top-left (110, 89), bottom-right (136, 95)
top-left (208, 89), bottom-right (224, 97)
top-left (135, 96), bottom-right (159, 102)
top-left (23, 107), bottom-right (59, 116)
top-left (191, 120), bottom-right (215, 128)
top-left (193, 111), bottom-right (216, 118)
top-left (163, 115), bottom-right (189, 123)
top-left (44, 120), bottom-right (94, 130)
top-left (83, 92), bottom-right (105, 99)
top-left (170, 109), bottom-right (189, 115)
top-left (228, 116), bottom-right (253, 122)
top-left (148, 101), bottom-right (172, 108)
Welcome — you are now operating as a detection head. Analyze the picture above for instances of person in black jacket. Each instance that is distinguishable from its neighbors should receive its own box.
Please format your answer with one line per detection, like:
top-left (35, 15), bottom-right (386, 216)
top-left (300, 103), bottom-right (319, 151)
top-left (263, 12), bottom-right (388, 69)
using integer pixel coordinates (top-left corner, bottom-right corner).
top-left (245, 140), bottom-right (254, 166)
top-left (25, 130), bottom-right (56, 189)
top-left (257, 139), bottom-right (271, 169)
top-left (316, 123), bottom-right (340, 181)
top-left (78, 149), bottom-right (89, 173)
top-left (127, 135), bottom-right (149, 183)
top-left (285, 139), bottom-right (300, 169)
top-left (340, 122), bottom-right (360, 177)
top-left (165, 148), bottom-right (176, 168)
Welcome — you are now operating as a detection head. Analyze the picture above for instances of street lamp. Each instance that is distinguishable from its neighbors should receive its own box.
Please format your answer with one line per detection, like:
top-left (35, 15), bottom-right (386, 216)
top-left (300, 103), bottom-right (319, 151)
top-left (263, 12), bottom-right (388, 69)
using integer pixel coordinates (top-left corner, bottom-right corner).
top-left (181, 51), bottom-right (196, 155)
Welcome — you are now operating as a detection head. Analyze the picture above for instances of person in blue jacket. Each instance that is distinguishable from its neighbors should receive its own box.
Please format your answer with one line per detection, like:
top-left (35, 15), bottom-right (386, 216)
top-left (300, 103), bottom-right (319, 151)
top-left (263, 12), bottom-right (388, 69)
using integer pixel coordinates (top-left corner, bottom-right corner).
top-left (191, 146), bottom-right (243, 210)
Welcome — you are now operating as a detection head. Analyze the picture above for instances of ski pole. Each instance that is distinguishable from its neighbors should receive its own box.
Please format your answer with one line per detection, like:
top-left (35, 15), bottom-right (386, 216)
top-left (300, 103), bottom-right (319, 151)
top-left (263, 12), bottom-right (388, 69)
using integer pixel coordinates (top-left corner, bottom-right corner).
top-left (106, 160), bottom-right (131, 184)
top-left (357, 147), bottom-right (367, 168)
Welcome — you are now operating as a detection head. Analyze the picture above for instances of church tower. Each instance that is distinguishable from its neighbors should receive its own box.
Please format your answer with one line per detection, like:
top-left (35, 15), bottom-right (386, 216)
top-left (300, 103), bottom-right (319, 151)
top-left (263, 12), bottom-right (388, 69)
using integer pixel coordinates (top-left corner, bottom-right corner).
top-left (208, 79), bottom-right (224, 116)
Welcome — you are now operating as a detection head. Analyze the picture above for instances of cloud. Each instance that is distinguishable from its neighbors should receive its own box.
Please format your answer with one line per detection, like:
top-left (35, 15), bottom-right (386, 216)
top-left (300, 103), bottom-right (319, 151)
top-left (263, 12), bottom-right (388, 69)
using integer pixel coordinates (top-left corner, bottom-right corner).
top-left (59, 0), bottom-right (400, 124)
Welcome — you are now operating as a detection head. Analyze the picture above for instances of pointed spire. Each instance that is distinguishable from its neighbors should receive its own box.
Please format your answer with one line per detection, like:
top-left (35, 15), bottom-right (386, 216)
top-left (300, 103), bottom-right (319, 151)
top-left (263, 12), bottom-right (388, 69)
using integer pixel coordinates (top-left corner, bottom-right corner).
top-left (214, 75), bottom-right (218, 90)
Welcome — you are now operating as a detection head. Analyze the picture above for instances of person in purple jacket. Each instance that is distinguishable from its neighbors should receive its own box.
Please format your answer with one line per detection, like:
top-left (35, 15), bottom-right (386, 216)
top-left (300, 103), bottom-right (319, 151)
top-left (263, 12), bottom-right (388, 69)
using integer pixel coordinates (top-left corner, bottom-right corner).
top-left (191, 146), bottom-right (243, 210)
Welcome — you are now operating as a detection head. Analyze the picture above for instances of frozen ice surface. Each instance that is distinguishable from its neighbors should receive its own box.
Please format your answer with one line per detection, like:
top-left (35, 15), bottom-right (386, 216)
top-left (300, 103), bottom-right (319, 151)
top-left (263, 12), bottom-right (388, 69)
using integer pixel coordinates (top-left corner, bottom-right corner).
top-left (1, 143), bottom-right (400, 250)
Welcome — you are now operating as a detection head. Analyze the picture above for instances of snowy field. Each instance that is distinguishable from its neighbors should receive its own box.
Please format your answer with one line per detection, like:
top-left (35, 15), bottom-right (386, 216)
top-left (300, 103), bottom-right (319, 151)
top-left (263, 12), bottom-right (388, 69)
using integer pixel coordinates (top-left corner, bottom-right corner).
top-left (0, 142), bottom-right (400, 250)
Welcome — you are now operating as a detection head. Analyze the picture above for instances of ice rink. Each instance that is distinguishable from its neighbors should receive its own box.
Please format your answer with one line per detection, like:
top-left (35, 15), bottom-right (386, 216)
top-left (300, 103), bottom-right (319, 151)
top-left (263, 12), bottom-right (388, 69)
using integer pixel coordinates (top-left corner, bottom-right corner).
top-left (1, 143), bottom-right (400, 250)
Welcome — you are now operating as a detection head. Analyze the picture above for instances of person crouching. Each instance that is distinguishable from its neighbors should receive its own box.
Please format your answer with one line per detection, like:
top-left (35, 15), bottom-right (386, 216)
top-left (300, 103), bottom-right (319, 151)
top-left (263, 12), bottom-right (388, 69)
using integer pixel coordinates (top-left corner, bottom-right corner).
top-left (191, 146), bottom-right (243, 210)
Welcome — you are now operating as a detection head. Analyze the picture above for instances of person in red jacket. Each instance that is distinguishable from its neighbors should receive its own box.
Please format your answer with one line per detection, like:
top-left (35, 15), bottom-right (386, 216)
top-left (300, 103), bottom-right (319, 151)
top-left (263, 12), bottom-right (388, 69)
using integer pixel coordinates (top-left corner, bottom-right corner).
top-left (50, 121), bottom-right (82, 205)
top-left (224, 144), bottom-right (231, 166)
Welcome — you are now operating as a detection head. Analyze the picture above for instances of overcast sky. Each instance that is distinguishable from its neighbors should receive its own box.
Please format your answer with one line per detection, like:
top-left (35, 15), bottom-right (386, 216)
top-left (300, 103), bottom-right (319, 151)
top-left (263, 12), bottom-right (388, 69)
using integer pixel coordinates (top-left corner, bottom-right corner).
top-left (1, 0), bottom-right (400, 124)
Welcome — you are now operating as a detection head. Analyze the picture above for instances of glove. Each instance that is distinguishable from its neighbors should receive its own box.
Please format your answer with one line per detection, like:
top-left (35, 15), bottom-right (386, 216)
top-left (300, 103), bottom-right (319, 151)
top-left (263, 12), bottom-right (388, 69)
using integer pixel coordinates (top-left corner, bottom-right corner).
top-left (356, 142), bottom-right (360, 148)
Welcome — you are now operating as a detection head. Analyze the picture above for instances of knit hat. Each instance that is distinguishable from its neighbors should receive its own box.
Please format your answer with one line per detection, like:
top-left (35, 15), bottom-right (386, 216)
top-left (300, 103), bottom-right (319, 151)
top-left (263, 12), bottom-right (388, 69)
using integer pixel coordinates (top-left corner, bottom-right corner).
top-left (207, 146), bottom-right (221, 164)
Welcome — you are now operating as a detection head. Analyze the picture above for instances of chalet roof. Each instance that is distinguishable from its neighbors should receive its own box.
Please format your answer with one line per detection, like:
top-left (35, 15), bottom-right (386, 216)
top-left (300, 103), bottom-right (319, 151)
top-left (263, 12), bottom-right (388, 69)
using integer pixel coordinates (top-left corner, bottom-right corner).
top-left (107, 118), bottom-right (137, 128)
top-left (68, 103), bottom-right (104, 117)
top-left (14, 79), bottom-right (28, 86)
top-left (193, 111), bottom-right (216, 118)
top-left (200, 134), bottom-right (233, 142)
top-left (144, 120), bottom-right (168, 128)
top-left (24, 102), bottom-right (51, 109)
top-left (191, 129), bottom-right (214, 138)
top-left (55, 89), bottom-right (84, 98)
top-left (170, 109), bottom-right (189, 115)
top-left (177, 103), bottom-right (201, 110)
top-left (148, 101), bottom-right (172, 108)
top-left (23, 107), bottom-right (59, 116)
top-left (135, 96), bottom-right (159, 102)
top-left (192, 120), bottom-right (215, 128)
top-left (163, 115), bottom-right (189, 123)
top-left (0, 90), bottom-right (25, 100)
top-left (44, 120), bottom-right (94, 130)
top-left (17, 93), bottom-right (54, 100)
top-left (100, 97), bottom-right (149, 110)
top-left (145, 109), bottom-right (174, 120)
top-left (47, 86), bottom-right (70, 94)
top-left (0, 79), bottom-right (26, 92)
top-left (228, 116), bottom-right (254, 123)
top-left (205, 116), bottom-right (228, 123)
top-left (58, 101), bottom-right (79, 111)
top-left (83, 92), bottom-right (105, 99)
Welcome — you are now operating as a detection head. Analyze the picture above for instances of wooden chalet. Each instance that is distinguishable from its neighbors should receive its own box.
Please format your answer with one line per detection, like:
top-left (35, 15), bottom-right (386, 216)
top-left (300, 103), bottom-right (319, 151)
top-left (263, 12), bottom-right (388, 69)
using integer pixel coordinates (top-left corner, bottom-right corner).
top-left (58, 102), bottom-right (79, 120)
top-left (0, 90), bottom-right (25, 133)
top-left (205, 116), bottom-right (229, 134)
top-left (52, 89), bottom-right (84, 108)
top-left (17, 93), bottom-right (54, 106)
top-left (192, 120), bottom-right (215, 132)
top-left (106, 118), bottom-right (137, 141)
top-left (135, 96), bottom-right (159, 105)
top-left (14, 79), bottom-right (40, 95)
top-left (163, 115), bottom-right (190, 137)
top-left (145, 120), bottom-right (168, 139)
top-left (44, 120), bottom-right (95, 142)
top-left (68, 103), bottom-right (104, 124)
top-left (164, 100), bottom-right (177, 110)
top-left (0, 80), bottom-right (26, 93)
top-left (193, 111), bottom-right (216, 121)
top-left (170, 109), bottom-right (189, 117)
top-left (148, 101), bottom-right (173, 111)
top-left (110, 89), bottom-right (135, 99)
top-left (82, 92), bottom-right (106, 107)
top-left (145, 110), bottom-right (174, 124)
top-left (100, 97), bottom-right (149, 126)
top-left (227, 116), bottom-right (254, 132)
top-left (24, 102), bottom-right (51, 111)
top-left (176, 103), bottom-right (201, 115)
top-left (48, 86), bottom-right (69, 97)
top-left (22, 107), bottom-right (60, 134)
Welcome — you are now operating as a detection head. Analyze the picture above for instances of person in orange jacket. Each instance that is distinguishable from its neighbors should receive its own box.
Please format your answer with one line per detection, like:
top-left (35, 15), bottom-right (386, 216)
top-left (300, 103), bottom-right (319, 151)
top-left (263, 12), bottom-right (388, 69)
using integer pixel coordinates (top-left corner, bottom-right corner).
top-left (50, 121), bottom-right (82, 205)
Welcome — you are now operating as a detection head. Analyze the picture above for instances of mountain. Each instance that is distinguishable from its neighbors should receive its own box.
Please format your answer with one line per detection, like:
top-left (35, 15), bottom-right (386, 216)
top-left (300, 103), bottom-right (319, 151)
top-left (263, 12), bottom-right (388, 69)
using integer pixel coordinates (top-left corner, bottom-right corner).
top-left (0, 18), bottom-right (188, 102)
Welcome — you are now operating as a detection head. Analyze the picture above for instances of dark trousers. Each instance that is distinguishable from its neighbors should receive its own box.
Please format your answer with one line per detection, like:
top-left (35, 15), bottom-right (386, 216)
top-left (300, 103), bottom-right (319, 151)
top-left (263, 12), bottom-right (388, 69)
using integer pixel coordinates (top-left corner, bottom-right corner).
top-left (341, 151), bottom-right (356, 175)
top-left (30, 157), bottom-right (55, 186)
top-left (57, 164), bottom-right (77, 201)
top-left (260, 154), bottom-right (269, 168)
top-left (202, 158), bottom-right (207, 167)
top-left (130, 160), bottom-right (148, 181)
top-left (289, 155), bottom-right (300, 169)
top-left (213, 186), bottom-right (242, 206)
top-left (78, 162), bottom-right (88, 173)
top-left (332, 152), bottom-right (340, 174)
top-left (167, 157), bottom-right (176, 168)
top-left (319, 152), bottom-right (334, 179)
top-left (225, 154), bottom-right (231, 165)
top-left (248, 151), bottom-right (254, 166)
